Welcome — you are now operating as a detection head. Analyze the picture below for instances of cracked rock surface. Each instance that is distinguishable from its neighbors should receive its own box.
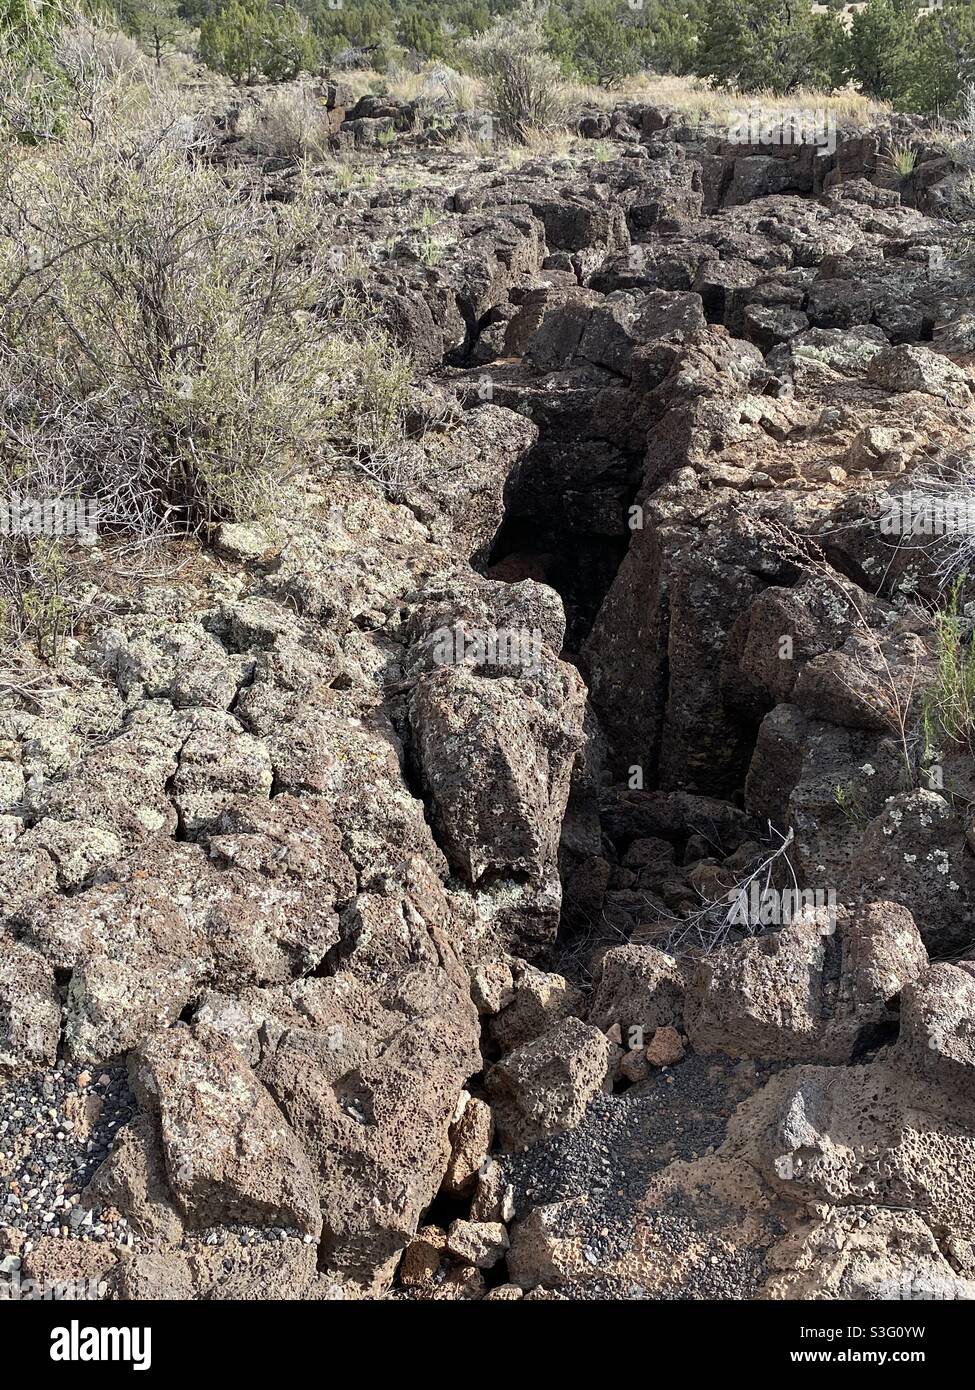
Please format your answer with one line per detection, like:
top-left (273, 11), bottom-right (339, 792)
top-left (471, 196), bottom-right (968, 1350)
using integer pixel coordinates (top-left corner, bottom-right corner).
top-left (5, 95), bottom-right (975, 1302)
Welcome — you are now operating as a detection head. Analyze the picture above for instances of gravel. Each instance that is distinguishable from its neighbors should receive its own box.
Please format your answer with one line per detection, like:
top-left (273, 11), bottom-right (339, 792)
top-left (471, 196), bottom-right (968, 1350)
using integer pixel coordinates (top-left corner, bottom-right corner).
top-left (0, 1061), bottom-right (135, 1244)
top-left (503, 1050), bottom-right (786, 1299)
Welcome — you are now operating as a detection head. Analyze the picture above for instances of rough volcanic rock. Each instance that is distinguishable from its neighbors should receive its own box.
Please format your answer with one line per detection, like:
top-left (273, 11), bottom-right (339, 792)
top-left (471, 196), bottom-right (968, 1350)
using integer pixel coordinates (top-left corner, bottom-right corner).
top-left (254, 963), bottom-right (481, 1288)
top-left (487, 1017), bottom-right (612, 1151)
top-left (0, 939), bottom-right (61, 1072)
top-left (132, 1024), bottom-right (322, 1237)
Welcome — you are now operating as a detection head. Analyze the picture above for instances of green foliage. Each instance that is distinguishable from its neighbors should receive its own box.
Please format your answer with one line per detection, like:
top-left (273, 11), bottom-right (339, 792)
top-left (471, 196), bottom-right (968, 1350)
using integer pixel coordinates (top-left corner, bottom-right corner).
top-left (840, 0), bottom-right (975, 112)
top-left (833, 780), bottom-right (869, 828)
top-left (544, 0), bottom-right (641, 87)
top-left (646, 1), bottom-right (701, 75)
top-left (464, 5), bottom-right (565, 138)
top-left (0, 0), bottom-right (63, 59)
top-left (842, 0), bottom-right (917, 103)
top-left (922, 577), bottom-right (975, 757)
top-left (126, 0), bottom-right (184, 65)
top-left (199, 0), bottom-right (317, 84)
top-left (307, 0), bottom-right (502, 66)
top-left (0, 0), bottom-right (72, 141)
top-left (540, 0), bottom-right (699, 85)
top-left (695, 0), bottom-right (845, 93)
top-left (888, 139), bottom-right (918, 175)
top-left (900, 0), bottom-right (975, 114)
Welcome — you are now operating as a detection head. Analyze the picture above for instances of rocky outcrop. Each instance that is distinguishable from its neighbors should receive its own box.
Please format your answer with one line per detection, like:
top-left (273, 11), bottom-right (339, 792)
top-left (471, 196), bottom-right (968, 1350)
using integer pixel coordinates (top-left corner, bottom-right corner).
top-left (5, 93), bottom-right (975, 1306)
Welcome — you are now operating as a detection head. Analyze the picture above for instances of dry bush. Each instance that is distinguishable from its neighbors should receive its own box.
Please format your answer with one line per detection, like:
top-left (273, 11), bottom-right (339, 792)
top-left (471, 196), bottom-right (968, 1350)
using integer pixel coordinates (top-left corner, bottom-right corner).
top-left (58, 15), bottom-right (148, 85)
top-left (235, 83), bottom-right (336, 162)
top-left (0, 104), bottom-right (346, 535)
top-left (660, 826), bottom-right (801, 956)
top-left (463, 6), bottom-right (567, 141)
top-left (320, 329), bottom-right (444, 491)
top-left (0, 84), bottom-right (413, 656)
top-left (0, 10), bottom-right (153, 145)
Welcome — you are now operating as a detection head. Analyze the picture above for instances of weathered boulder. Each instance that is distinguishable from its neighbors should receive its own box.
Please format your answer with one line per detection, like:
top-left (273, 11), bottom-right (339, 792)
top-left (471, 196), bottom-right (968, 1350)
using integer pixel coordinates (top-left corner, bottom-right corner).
top-left (0, 938), bottom-right (61, 1071)
top-left (727, 1062), bottom-right (975, 1238)
top-left (408, 655), bottom-right (586, 886)
top-left (866, 343), bottom-right (972, 405)
top-left (171, 712), bottom-right (273, 837)
top-left (255, 964), bottom-right (481, 1288)
top-left (132, 1024), bottom-right (322, 1237)
top-left (490, 962), bottom-right (583, 1053)
top-left (685, 920), bottom-right (827, 1061)
top-left (442, 1094), bottom-right (494, 1198)
top-left (685, 902), bottom-right (926, 1063)
top-left (487, 1017), bottom-right (612, 1151)
top-left (588, 944), bottom-right (690, 1040)
top-left (764, 1206), bottom-right (975, 1300)
top-left (83, 1114), bottom-right (185, 1247)
top-left (895, 963), bottom-right (975, 1104)
top-left (445, 1219), bottom-right (509, 1269)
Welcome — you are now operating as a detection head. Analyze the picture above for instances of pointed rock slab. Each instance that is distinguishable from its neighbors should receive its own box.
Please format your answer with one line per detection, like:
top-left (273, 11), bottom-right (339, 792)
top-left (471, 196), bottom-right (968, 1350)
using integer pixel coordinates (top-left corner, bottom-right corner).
top-left (487, 1017), bottom-right (612, 1151)
top-left (131, 1024), bottom-right (322, 1238)
top-left (253, 963), bottom-right (482, 1290)
top-left (0, 938), bottom-right (61, 1072)
top-left (409, 658), bottom-right (586, 885)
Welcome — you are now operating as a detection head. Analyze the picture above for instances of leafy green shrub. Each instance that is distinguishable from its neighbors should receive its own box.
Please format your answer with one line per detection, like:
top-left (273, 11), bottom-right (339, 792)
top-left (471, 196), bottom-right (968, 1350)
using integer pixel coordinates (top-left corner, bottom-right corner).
top-left (901, 0), bottom-right (975, 115)
top-left (199, 0), bottom-right (318, 85)
top-left (544, 0), bottom-right (642, 88)
top-left (842, 0), bottom-right (916, 103)
top-left (645, 2), bottom-right (701, 76)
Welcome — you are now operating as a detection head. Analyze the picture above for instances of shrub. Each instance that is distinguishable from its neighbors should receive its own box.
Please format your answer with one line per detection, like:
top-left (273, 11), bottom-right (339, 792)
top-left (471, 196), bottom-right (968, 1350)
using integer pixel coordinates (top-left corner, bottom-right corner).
top-left (199, 0), bottom-right (318, 85)
top-left (843, 0), bottom-right (917, 103)
top-left (901, 1), bottom-right (975, 115)
top-left (463, 4), bottom-right (566, 140)
top-left (125, 0), bottom-right (186, 68)
top-left (0, 96), bottom-right (346, 538)
top-left (237, 83), bottom-right (336, 161)
top-left (644, 2), bottom-right (701, 76)
top-left (320, 329), bottom-right (427, 490)
top-left (887, 139), bottom-right (919, 176)
top-left (695, 0), bottom-right (845, 94)
top-left (0, 68), bottom-right (435, 654)
top-left (545, 0), bottom-right (642, 88)
top-left (0, 0), bottom-right (73, 142)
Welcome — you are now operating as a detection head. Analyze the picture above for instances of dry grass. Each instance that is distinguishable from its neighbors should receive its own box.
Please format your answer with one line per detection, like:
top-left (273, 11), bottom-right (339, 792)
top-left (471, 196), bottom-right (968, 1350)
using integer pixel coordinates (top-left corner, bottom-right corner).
top-left (503, 125), bottom-right (577, 161)
top-left (386, 65), bottom-right (485, 112)
top-left (347, 63), bottom-right (890, 133)
top-left (329, 67), bottom-right (387, 102)
top-left (561, 73), bottom-right (889, 124)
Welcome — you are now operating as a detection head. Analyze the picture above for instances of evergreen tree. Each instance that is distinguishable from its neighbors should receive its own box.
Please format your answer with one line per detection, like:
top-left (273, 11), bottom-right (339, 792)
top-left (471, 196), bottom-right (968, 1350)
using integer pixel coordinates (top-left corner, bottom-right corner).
top-left (903, 0), bottom-right (975, 112)
top-left (695, 0), bottom-right (844, 93)
top-left (130, 0), bottom-right (184, 65)
top-left (843, 0), bottom-right (917, 102)
top-left (199, 0), bottom-right (317, 83)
